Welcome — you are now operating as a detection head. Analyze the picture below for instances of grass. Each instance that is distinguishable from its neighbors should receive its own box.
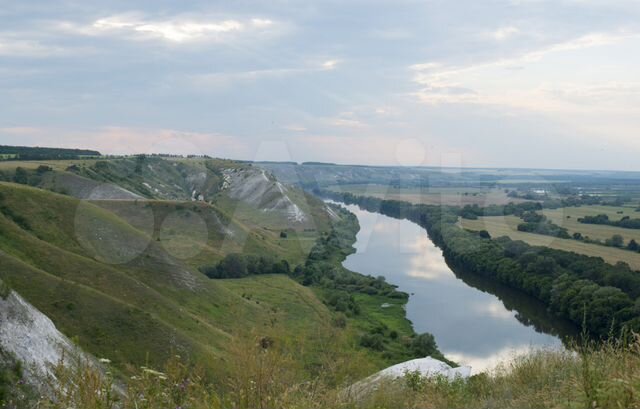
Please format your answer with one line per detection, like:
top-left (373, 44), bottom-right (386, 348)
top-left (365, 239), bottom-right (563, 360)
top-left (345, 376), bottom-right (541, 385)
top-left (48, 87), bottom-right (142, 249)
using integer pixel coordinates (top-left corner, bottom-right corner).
top-left (0, 182), bottom-right (345, 376)
top-left (327, 184), bottom-right (528, 206)
top-left (0, 179), bottom-right (425, 387)
top-left (544, 205), bottom-right (640, 243)
top-left (30, 335), bottom-right (640, 409)
top-left (459, 214), bottom-right (640, 270)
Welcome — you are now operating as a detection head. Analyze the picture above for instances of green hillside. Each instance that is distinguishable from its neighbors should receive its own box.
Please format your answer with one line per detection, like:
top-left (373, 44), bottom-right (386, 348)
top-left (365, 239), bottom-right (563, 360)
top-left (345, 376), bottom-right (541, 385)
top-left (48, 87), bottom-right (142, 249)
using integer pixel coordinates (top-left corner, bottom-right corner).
top-left (0, 157), bottom-right (430, 384)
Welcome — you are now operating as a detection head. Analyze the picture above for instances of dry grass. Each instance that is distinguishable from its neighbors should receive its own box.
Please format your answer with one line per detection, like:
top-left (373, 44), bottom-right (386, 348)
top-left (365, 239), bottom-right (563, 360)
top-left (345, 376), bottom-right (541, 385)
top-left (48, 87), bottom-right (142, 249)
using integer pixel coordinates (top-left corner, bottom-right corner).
top-left (327, 185), bottom-right (527, 206)
top-left (544, 205), bottom-right (640, 243)
top-left (460, 215), bottom-right (640, 270)
top-left (35, 334), bottom-right (640, 409)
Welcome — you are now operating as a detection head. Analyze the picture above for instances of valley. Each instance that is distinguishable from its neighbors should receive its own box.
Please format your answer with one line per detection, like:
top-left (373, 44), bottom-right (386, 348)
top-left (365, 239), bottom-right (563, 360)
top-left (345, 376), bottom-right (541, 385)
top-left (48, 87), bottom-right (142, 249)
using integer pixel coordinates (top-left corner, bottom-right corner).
top-left (1, 152), bottom-right (640, 408)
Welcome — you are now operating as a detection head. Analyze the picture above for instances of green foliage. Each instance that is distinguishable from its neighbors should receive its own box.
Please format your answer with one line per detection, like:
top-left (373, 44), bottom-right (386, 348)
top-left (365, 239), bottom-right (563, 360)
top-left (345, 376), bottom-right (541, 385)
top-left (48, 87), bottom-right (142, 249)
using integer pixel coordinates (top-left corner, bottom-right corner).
top-left (12, 167), bottom-right (28, 184)
top-left (0, 278), bottom-right (9, 299)
top-left (517, 220), bottom-right (571, 238)
top-left (411, 333), bottom-right (439, 358)
top-left (321, 189), bottom-right (640, 340)
top-left (0, 349), bottom-right (32, 408)
top-left (37, 336), bottom-right (640, 409)
top-left (605, 234), bottom-right (625, 248)
top-left (200, 253), bottom-right (290, 279)
top-left (580, 213), bottom-right (640, 229)
top-left (36, 165), bottom-right (53, 174)
top-left (0, 144), bottom-right (100, 160)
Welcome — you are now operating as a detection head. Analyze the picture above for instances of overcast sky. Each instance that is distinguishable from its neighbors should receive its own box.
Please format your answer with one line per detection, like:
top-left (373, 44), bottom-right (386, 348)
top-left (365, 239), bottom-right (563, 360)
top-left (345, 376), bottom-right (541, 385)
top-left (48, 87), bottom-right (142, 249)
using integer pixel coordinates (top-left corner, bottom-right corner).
top-left (1, 0), bottom-right (639, 170)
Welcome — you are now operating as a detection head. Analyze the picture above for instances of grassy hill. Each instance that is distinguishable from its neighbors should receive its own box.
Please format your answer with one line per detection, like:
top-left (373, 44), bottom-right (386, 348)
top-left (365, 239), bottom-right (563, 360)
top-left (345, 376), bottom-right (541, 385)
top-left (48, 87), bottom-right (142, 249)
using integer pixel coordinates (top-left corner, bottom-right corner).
top-left (0, 157), bottom-right (431, 388)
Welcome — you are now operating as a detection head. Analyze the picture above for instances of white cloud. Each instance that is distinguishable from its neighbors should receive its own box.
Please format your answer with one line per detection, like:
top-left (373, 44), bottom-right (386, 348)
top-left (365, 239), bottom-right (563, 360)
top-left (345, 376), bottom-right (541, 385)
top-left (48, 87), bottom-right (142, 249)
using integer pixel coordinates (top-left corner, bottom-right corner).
top-left (283, 124), bottom-right (307, 132)
top-left (330, 118), bottom-right (366, 128)
top-left (59, 14), bottom-right (277, 43)
top-left (410, 30), bottom-right (640, 107)
top-left (0, 37), bottom-right (66, 57)
top-left (490, 26), bottom-right (520, 41)
top-left (322, 59), bottom-right (340, 70)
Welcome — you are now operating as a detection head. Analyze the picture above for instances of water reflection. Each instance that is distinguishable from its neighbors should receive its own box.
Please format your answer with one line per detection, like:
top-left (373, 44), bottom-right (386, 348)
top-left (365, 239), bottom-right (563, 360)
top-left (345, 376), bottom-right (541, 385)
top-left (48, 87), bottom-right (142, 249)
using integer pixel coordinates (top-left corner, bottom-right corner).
top-left (338, 202), bottom-right (577, 373)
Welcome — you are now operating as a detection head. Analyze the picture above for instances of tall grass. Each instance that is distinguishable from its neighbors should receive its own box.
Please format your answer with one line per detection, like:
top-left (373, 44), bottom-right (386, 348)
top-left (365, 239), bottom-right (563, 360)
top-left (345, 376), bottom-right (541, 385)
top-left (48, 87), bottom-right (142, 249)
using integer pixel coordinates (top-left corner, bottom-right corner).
top-left (34, 335), bottom-right (640, 409)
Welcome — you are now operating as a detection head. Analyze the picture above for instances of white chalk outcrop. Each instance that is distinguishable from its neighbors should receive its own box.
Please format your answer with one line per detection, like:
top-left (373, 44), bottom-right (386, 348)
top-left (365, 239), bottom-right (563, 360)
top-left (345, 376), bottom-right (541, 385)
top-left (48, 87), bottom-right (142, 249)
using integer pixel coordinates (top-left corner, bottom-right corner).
top-left (346, 357), bottom-right (471, 398)
top-left (0, 286), bottom-right (93, 390)
top-left (222, 167), bottom-right (308, 222)
top-left (371, 357), bottom-right (471, 381)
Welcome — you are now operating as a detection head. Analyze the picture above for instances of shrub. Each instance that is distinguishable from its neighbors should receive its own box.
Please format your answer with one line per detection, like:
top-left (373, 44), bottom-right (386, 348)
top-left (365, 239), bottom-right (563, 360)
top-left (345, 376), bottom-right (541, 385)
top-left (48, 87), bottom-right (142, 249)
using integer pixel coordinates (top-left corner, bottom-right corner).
top-left (360, 333), bottom-right (385, 351)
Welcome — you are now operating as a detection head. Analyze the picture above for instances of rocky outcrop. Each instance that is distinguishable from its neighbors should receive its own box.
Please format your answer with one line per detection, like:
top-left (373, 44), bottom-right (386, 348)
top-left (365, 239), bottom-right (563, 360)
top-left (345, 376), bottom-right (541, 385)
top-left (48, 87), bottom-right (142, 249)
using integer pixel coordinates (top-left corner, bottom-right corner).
top-left (222, 167), bottom-right (308, 222)
top-left (345, 357), bottom-right (471, 399)
top-left (0, 281), bottom-right (96, 391)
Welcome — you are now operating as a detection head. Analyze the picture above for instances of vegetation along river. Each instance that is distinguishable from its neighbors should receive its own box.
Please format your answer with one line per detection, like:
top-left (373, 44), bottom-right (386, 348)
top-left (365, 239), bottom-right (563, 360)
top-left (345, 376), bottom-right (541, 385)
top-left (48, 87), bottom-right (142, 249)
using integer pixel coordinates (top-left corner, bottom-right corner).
top-left (337, 202), bottom-right (578, 372)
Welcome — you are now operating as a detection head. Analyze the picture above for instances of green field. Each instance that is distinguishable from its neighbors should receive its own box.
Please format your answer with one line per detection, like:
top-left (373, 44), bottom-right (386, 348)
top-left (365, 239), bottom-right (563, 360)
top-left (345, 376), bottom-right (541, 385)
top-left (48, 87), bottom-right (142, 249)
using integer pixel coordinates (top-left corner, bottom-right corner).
top-left (327, 184), bottom-right (526, 206)
top-left (544, 205), bottom-right (640, 242)
top-left (459, 213), bottom-right (640, 270)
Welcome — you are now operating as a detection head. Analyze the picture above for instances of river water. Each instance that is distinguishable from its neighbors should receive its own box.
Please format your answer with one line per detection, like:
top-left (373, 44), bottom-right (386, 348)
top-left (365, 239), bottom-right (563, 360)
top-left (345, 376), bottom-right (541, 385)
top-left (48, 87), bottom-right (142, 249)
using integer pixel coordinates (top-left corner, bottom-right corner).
top-left (337, 202), bottom-right (577, 373)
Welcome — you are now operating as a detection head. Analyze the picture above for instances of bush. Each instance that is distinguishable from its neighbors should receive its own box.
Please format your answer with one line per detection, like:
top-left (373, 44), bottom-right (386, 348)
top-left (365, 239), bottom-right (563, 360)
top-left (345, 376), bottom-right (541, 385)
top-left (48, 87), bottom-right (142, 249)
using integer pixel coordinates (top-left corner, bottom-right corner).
top-left (411, 333), bottom-right (439, 357)
top-left (200, 253), bottom-right (291, 279)
top-left (360, 333), bottom-right (385, 351)
top-left (12, 167), bottom-right (28, 184)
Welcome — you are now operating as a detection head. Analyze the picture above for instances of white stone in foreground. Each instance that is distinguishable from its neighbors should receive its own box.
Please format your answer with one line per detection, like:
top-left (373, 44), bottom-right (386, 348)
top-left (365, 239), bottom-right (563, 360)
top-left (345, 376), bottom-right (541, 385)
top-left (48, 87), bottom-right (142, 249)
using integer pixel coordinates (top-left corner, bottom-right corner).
top-left (345, 357), bottom-right (471, 399)
top-left (374, 357), bottom-right (471, 381)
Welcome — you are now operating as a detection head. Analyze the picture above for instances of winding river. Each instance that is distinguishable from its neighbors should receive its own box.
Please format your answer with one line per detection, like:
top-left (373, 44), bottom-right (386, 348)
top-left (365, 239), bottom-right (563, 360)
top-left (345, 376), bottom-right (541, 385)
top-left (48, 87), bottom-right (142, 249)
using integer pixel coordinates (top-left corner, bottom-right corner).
top-left (337, 202), bottom-right (578, 373)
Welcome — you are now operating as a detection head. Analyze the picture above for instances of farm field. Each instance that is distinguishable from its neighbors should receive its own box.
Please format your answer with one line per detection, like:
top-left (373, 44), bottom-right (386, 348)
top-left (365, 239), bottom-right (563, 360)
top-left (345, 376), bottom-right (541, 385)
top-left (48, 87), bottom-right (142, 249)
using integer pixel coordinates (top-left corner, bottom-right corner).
top-left (459, 214), bottom-right (640, 270)
top-left (544, 205), bottom-right (640, 242)
top-left (327, 184), bottom-right (527, 206)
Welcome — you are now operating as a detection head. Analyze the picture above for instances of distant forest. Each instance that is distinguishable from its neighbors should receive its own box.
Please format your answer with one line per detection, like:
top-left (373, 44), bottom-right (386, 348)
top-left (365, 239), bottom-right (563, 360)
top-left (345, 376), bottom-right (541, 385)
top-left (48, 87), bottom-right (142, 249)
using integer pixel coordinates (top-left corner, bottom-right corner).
top-left (0, 145), bottom-right (101, 160)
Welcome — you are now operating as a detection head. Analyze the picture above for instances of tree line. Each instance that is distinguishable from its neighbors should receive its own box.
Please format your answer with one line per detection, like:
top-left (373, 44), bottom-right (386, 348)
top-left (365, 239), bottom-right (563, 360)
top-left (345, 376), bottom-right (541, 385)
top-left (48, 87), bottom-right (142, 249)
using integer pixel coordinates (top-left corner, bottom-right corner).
top-left (579, 214), bottom-right (640, 230)
top-left (318, 189), bottom-right (640, 340)
top-left (0, 145), bottom-right (100, 160)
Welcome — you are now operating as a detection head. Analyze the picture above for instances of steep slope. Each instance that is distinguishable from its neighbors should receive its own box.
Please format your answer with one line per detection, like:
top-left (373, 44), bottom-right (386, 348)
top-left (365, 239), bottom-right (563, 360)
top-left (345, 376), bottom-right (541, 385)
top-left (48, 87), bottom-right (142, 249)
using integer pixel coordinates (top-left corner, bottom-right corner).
top-left (0, 181), bottom-right (336, 375)
top-left (0, 280), bottom-right (98, 392)
top-left (2, 157), bottom-right (335, 249)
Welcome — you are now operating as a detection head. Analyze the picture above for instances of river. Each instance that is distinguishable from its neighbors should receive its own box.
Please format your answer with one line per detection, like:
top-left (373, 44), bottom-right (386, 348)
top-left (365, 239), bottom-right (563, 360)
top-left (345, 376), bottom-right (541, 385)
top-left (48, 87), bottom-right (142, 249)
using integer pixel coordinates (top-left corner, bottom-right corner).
top-left (337, 202), bottom-right (578, 373)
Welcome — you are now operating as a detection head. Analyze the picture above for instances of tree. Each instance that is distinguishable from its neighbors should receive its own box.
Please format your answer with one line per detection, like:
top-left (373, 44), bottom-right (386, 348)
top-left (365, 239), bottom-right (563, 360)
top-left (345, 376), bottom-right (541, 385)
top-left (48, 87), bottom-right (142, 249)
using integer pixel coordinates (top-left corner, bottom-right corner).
top-left (13, 167), bottom-right (28, 184)
top-left (214, 253), bottom-right (247, 278)
top-left (607, 234), bottom-right (624, 248)
top-left (628, 239), bottom-right (640, 252)
top-left (479, 230), bottom-right (491, 239)
top-left (411, 333), bottom-right (438, 357)
top-left (573, 232), bottom-right (583, 240)
top-left (36, 165), bottom-right (52, 174)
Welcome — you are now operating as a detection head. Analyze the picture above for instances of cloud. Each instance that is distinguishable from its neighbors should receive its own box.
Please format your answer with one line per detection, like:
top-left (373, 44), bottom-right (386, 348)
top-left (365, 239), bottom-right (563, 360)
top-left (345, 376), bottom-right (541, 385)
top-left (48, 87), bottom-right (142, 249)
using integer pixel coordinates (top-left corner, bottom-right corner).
top-left (330, 118), bottom-right (367, 128)
top-left (322, 59), bottom-right (340, 70)
top-left (0, 37), bottom-right (67, 57)
top-left (490, 26), bottom-right (521, 41)
top-left (283, 124), bottom-right (307, 132)
top-left (0, 126), bottom-right (248, 158)
top-left (410, 30), bottom-right (640, 107)
top-left (189, 58), bottom-right (342, 89)
top-left (58, 13), bottom-right (277, 43)
top-left (191, 68), bottom-right (302, 89)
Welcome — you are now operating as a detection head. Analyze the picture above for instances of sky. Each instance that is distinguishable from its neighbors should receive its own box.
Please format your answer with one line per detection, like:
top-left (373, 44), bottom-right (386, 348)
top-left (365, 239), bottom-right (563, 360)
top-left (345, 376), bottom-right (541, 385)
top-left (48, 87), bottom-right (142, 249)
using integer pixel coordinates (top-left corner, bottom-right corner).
top-left (1, 0), bottom-right (639, 170)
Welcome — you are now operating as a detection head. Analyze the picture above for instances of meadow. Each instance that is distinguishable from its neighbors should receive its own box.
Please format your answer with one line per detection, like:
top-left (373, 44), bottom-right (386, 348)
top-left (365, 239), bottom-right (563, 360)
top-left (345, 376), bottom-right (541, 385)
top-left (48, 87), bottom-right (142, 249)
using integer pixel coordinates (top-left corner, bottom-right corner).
top-left (327, 184), bottom-right (524, 206)
top-left (22, 336), bottom-right (640, 409)
top-left (459, 215), bottom-right (640, 270)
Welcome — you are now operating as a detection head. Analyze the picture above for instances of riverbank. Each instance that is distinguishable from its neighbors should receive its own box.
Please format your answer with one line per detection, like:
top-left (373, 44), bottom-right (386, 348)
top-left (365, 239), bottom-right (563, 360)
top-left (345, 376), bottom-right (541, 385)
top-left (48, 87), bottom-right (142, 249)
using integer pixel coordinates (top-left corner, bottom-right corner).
top-left (318, 189), bottom-right (639, 340)
top-left (294, 203), bottom-right (452, 367)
